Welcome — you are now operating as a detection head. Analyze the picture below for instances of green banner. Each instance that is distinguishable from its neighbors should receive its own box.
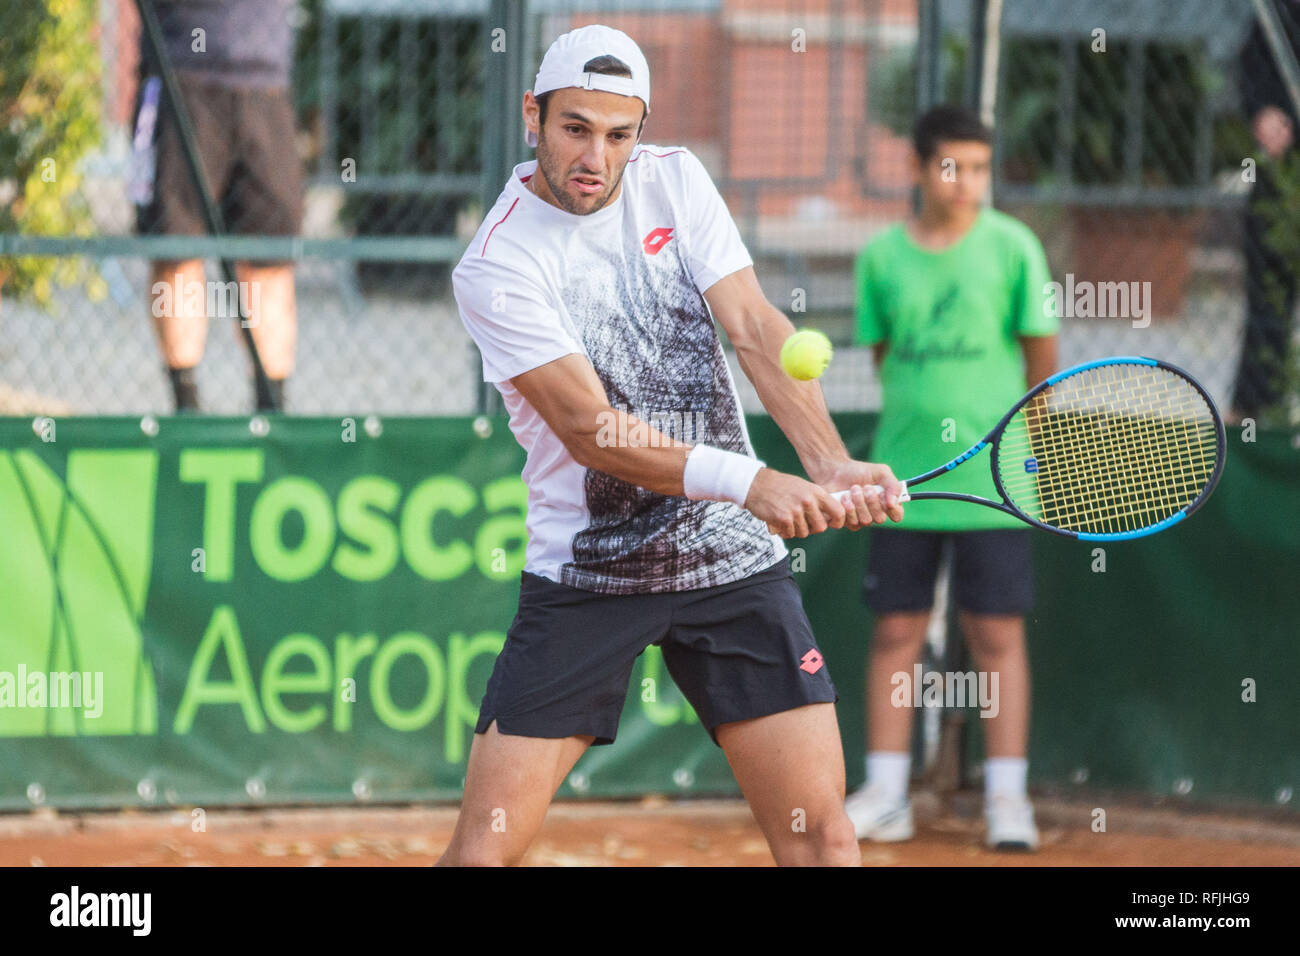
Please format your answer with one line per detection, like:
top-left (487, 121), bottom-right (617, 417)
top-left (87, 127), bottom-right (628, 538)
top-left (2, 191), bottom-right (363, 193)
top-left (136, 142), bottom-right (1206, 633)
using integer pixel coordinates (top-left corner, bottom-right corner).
top-left (1, 416), bottom-right (803, 808)
top-left (1, 416), bottom-right (1296, 811)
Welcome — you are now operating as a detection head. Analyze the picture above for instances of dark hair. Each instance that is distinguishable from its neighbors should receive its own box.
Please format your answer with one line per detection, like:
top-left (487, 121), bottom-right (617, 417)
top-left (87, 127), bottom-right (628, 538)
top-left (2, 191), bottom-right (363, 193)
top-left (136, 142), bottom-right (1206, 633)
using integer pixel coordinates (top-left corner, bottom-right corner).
top-left (536, 55), bottom-right (646, 135)
top-left (912, 104), bottom-right (992, 161)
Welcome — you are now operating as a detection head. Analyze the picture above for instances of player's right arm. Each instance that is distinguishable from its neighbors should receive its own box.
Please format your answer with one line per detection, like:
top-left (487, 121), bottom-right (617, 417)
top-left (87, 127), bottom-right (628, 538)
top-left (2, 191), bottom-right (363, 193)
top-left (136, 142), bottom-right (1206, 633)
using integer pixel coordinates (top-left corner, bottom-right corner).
top-left (508, 354), bottom-right (845, 539)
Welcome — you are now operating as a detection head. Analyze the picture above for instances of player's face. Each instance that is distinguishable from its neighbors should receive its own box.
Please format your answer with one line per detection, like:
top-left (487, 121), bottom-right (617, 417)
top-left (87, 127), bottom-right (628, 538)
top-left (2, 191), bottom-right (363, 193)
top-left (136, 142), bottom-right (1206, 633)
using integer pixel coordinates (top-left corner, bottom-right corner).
top-left (526, 87), bottom-right (645, 215)
top-left (916, 139), bottom-right (992, 214)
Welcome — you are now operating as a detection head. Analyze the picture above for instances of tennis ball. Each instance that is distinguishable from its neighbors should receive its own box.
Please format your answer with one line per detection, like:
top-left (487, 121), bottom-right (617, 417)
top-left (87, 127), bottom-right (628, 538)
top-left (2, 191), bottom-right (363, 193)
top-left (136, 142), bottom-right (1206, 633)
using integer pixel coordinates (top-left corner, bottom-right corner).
top-left (780, 329), bottom-right (833, 380)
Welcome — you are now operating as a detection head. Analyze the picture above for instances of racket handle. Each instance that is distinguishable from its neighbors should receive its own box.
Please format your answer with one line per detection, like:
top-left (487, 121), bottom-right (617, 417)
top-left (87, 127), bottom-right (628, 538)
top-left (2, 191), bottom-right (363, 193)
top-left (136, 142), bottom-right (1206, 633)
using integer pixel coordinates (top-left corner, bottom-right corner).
top-left (831, 485), bottom-right (910, 506)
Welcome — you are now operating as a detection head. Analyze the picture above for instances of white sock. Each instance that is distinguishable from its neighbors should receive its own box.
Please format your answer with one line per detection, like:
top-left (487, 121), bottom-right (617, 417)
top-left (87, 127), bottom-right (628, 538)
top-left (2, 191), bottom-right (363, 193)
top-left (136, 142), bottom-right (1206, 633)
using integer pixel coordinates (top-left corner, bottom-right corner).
top-left (865, 752), bottom-right (911, 801)
top-left (985, 756), bottom-right (1028, 802)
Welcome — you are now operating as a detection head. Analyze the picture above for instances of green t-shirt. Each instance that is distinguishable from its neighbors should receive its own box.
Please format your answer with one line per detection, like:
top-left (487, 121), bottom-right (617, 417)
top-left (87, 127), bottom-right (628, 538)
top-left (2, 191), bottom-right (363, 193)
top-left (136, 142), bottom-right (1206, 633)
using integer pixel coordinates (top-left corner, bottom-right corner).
top-left (854, 208), bottom-right (1058, 530)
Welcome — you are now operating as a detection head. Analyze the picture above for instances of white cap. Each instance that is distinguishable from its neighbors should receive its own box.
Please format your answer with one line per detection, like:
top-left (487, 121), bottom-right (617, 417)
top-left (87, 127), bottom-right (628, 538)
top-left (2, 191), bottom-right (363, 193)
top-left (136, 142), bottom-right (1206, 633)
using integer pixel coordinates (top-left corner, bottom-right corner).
top-left (526, 24), bottom-right (651, 148)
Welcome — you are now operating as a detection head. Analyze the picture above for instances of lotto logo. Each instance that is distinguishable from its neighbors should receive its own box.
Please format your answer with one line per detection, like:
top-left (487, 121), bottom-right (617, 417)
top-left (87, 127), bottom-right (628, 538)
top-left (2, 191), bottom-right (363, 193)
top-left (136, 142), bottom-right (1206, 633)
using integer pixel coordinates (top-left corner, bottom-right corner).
top-left (642, 227), bottom-right (674, 255)
top-left (799, 649), bottom-right (824, 674)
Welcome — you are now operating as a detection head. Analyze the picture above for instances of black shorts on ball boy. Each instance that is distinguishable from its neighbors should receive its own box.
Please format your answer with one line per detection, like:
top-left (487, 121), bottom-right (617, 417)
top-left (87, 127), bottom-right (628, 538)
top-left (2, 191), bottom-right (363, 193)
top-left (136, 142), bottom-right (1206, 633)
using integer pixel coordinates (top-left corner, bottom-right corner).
top-left (475, 558), bottom-right (838, 747)
top-left (862, 528), bottom-right (1034, 615)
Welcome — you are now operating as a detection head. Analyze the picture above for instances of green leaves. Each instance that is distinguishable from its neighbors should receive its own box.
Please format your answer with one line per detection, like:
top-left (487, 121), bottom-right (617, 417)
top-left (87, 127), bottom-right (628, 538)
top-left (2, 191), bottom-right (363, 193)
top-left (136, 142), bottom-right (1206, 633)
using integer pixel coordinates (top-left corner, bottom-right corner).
top-left (0, 0), bottom-right (104, 304)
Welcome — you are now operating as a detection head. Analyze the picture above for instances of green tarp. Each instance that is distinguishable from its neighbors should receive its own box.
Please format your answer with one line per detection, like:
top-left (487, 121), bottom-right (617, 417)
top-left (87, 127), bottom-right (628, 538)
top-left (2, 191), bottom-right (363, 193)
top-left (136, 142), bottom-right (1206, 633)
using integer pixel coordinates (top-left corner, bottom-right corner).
top-left (0, 416), bottom-right (1294, 811)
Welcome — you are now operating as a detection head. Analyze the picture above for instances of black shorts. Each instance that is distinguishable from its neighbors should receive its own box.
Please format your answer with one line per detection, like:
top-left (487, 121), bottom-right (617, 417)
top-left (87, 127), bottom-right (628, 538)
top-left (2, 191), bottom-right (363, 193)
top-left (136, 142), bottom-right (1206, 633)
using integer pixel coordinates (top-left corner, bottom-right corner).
top-left (475, 559), bottom-right (837, 747)
top-left (133, 74), bottom-right (304, 244)
top-left (862, 528), bottom-right (1034, 615)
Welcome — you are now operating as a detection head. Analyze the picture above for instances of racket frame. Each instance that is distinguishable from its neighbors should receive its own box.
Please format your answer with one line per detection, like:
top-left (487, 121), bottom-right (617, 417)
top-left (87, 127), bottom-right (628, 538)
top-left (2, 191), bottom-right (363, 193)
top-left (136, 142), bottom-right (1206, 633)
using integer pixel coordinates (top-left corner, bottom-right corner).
top-left (884, 356), bottom-right (1227, 541)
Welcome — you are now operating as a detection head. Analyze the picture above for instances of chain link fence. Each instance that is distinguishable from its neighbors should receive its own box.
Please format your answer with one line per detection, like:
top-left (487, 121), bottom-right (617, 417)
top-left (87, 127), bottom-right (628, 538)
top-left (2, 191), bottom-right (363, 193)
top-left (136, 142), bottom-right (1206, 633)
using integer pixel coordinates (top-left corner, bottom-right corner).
top-left (2, 0), bottom-right (485, 416)
top-left (989, 0), bottom-right (1300, 427)
top-left (2, 0), bottom-right (1297, 422)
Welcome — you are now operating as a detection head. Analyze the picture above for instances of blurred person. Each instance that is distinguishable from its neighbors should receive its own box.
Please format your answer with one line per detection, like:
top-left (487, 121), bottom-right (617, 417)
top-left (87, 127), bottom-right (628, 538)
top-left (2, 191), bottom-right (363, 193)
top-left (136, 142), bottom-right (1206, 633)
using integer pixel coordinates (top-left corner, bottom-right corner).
top-left (130, 0), bottom-right (301, 412)
top-left (440, 25), bottom-right (906, 867)
top-left (845, 105), bottom-right (1058, 850)
top-left (1232, 0), bottom-right (1300, 422)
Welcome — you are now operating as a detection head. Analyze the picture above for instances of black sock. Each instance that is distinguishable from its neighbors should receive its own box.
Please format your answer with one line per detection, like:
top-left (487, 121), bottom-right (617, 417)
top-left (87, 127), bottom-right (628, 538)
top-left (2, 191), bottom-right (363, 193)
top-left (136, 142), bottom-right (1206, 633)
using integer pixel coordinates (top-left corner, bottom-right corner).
top-left (169, 366), bottom-right (199, 413)
top-left (255, 376), bottom-right (286, 413)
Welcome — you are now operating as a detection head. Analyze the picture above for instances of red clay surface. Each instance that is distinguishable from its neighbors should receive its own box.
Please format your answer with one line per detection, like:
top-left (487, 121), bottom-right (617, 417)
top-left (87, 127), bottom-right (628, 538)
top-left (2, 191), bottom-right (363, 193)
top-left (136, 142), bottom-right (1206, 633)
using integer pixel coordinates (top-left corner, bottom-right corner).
top-left (2, 796), bottom-right (1297, 867)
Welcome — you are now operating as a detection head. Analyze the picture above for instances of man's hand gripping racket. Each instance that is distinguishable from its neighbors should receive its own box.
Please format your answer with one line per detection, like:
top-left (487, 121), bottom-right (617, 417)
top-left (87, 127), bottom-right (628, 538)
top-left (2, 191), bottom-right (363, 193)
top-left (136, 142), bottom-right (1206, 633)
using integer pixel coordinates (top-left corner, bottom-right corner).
top-left (833, 357), bottom-right (1226, 540)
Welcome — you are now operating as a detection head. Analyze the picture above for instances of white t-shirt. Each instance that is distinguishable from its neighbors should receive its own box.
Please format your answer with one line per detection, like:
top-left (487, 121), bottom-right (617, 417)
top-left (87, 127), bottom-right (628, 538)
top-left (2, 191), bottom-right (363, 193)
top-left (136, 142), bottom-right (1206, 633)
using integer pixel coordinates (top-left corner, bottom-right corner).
top-left (453, 143), bottom-right (787, 594)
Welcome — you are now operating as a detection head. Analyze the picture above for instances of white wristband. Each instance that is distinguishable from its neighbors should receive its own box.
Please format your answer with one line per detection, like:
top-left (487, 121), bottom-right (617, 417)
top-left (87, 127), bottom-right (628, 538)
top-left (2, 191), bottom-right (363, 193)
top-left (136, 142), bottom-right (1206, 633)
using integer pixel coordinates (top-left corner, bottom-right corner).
top-left (682, 444), bottom-right (764, 507)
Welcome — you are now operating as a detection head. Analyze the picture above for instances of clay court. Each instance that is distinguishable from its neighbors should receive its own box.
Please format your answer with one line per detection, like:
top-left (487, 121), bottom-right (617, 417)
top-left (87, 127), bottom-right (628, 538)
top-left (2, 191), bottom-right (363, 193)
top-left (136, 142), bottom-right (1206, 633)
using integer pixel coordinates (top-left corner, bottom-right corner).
top-left (3, 795), bottom-right (1297, 867)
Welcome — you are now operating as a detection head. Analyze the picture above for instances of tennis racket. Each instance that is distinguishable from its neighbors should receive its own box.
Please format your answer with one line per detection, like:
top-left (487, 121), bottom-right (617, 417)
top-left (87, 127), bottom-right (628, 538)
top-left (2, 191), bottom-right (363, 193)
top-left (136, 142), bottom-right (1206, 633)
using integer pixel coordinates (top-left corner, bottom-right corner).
top-left (835, 356), bottom-right (1226, 540)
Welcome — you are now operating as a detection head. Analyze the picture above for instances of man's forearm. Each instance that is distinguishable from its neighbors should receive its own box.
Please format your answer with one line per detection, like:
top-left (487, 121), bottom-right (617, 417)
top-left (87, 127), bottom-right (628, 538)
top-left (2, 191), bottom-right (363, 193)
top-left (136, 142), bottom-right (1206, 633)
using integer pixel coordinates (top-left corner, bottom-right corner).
top-left (565, 408), bottom-right (693, 496)
top-left (511, 353), bottom-right (762, 501)
top-left (733, 305), bottom-right (850, 484)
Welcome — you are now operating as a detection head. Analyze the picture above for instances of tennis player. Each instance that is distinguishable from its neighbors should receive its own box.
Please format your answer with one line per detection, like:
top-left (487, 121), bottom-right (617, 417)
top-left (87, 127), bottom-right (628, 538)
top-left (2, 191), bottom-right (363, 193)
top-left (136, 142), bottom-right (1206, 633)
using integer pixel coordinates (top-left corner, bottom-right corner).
top-left (439, 24), bottom-right (905, 866)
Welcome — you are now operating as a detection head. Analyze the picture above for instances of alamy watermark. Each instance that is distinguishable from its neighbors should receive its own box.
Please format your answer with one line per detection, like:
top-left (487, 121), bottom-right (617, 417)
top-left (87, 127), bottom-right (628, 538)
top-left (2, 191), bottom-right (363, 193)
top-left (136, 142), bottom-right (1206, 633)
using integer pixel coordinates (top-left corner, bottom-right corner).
top-left (595, 408), bottom-right (709, 447)
top-left (151, 274), bottom-right (261, 326)
top-left (50, 886), bottom-right (151, 935)
top-left (0, 667), bottom-right (104, 718)
top-left (1043, 273), bottom-right (1151, 328)
top-left (890, 664), bottom-right (999, 718)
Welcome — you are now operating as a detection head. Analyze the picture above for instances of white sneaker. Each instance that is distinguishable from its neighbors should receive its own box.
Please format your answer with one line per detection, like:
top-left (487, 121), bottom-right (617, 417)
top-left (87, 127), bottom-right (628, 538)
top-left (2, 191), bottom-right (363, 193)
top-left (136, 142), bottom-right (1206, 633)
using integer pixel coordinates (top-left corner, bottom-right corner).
top-left (845, 784), bottom-right (914, 841)
top-left (984, 795), bottom-right (1039, 851)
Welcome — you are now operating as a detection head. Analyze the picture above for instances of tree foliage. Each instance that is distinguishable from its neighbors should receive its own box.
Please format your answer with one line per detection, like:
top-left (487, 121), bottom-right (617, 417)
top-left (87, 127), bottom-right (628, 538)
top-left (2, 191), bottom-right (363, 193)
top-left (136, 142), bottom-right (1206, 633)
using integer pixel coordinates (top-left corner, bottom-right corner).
top-left (0, 0), bottom-right (105, 304)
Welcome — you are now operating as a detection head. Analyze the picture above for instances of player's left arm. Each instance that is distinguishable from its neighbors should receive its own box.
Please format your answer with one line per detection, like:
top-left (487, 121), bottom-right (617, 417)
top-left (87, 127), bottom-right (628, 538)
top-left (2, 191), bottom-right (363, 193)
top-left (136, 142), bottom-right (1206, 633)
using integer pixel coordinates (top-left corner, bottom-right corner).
top-left (704, 266), bottom-right (904, 528)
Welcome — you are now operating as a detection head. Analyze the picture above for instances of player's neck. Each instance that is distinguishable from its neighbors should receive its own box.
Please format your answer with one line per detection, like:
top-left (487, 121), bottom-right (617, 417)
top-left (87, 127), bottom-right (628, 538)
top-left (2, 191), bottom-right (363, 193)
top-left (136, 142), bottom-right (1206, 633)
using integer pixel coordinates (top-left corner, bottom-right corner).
top-left (909, 204), bottom-right (981, 250)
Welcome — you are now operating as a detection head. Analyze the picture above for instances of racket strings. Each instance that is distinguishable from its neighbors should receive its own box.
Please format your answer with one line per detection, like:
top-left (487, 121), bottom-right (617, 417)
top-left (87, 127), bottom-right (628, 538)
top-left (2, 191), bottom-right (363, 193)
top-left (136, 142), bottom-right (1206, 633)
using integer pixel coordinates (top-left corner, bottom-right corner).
top-left (1029, 376), bottom-right (1212, 532)
top-left (1011, 371), bottom-right (1215, 532)
top-left (1052, 374), bottom-right (1199, 529)
top-left (996, 364), bottom-right (1219, 534)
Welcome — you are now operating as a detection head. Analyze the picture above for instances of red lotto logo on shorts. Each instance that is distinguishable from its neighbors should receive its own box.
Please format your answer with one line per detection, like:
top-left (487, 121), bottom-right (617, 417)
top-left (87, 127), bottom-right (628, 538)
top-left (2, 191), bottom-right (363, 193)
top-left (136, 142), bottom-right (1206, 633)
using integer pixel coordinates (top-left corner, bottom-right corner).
top-left (642, 227), bottom-right (674, 255)
top-left (799, 649), bottom-right (824, 674)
